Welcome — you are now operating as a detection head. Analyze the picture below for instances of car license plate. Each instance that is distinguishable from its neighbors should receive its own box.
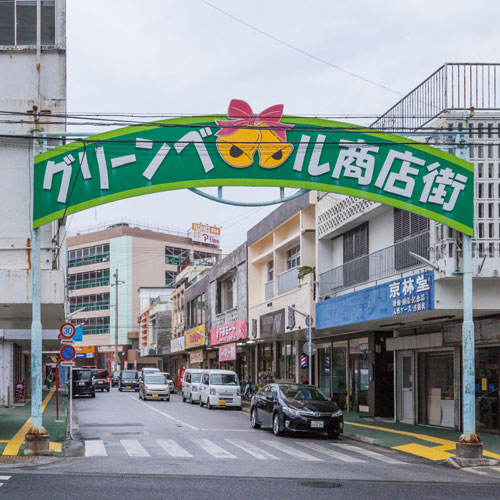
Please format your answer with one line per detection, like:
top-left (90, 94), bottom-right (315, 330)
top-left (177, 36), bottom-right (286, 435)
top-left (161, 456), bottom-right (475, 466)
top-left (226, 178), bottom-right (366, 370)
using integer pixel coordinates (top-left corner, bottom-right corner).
top-left (126, 385), bottom-right (131, 389)
top-left (152, 394), bottom-right (158, 398)
top-left (78, 381), bottom-right (85, 386)
top-left (98, 381), bottom-right (103, 384)
top-left (218, 401), bottom-right (226, 406)
top-left (311, 420), bottom-right (324, 428)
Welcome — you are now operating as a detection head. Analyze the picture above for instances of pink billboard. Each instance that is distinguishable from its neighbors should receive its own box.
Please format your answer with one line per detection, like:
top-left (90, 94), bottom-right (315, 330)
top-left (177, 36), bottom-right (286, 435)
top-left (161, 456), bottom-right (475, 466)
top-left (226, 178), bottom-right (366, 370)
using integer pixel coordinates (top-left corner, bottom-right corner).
top-left (210, 319), bottom-right (247, 346)
top-left (218, 342), bottom-right (237, 362)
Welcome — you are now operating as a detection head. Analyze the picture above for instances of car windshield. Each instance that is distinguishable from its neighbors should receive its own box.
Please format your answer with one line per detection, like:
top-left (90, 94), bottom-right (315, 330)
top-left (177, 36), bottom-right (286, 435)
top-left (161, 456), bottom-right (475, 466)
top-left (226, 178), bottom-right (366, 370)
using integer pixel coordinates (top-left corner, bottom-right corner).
top-left (75, 370), bottom-right (91, 380)
top-left (113, 371), bottom-right (120, 377)
top-left (192, 373), bottom-right (201, 383)
top-left (210, 374), bottom-right (238, 385)
top-left (279, 385), bottom-right (329, 401)
top-left (164, 373), bottom-right (172, 380)
top-left (122, 371), bottom-right (137, 379)
top-left (145, 375), bottom-right (166, 384)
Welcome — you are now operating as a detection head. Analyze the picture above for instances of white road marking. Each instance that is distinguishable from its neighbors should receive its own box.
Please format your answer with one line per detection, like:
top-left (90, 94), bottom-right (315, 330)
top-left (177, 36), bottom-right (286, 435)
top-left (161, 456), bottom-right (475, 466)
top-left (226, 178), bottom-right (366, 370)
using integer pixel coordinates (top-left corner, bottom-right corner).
top-left (127, 394), bottom-right (198, 430)
top-left (193, 439), bottom-right (237, 459)
top-left (261, 440), bottom-right (323, 461)
top-left (462, 468), bottom-right (489, 476)
top-left (332, 443), bottom-right (407, 464)
top-left (0, 476), bottom-right (11, 480)
top-left (157, 439), bottom-right (193, 458)
top-left (85, 440), bottom-right (107, 457)
top-left (226, 439), bottom-right (279, 460)
top-left (200, 429), bottom-right (255, 432)
top-left (297, 441), bottom-right (365, 462)
top-left (0, 483), bottom-right (3, 487)
top-left (121, 439), bottom-right (150, 457)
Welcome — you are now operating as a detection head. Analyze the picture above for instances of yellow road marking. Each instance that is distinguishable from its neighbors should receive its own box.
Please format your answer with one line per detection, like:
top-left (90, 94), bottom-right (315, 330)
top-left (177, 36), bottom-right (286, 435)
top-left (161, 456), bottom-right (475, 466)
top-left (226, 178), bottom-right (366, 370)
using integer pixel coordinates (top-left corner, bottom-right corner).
top-left (2, 390), bottom-right (55, 456)
top-left (344, 420), bottom-right (500, 461)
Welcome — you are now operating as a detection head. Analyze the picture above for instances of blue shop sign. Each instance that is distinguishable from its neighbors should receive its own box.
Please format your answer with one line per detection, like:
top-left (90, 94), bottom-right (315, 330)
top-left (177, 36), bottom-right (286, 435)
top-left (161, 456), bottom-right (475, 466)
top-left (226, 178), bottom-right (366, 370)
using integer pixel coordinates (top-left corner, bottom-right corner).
top-left (316, 271), bottom-right (434, 330)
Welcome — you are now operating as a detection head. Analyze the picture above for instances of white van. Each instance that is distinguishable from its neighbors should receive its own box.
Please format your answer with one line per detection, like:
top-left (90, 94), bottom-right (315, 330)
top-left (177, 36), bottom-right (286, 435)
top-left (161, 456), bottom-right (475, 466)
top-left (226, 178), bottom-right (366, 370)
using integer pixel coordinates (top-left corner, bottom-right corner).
top-left (182, 369), bottom-right (204, 404)
top-left (199, 369), bottom-right (241, 410)
top-left (140, 367), bottom-right (160, 382)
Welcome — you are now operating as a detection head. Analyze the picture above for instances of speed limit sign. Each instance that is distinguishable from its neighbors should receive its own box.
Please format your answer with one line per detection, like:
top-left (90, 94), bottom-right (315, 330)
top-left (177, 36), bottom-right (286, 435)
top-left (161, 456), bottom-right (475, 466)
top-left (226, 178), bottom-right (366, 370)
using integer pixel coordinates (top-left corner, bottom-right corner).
top-left (59, 322), bottom-right (76, 342)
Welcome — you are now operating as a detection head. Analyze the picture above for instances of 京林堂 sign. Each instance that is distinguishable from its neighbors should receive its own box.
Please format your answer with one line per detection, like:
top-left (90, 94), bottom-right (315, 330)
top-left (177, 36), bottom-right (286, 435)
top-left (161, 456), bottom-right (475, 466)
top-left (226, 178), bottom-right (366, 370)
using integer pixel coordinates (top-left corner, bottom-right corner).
top-left (316, 271), bottom-right (434, 330)
top-left (33, 99), bottom-right (473, 235)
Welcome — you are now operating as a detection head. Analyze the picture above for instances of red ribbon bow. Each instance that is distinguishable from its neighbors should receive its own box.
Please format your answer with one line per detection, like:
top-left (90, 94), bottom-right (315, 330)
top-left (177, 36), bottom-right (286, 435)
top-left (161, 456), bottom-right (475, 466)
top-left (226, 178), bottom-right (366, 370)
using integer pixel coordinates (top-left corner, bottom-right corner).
top-left (215, 99), bottom-right (293, 141)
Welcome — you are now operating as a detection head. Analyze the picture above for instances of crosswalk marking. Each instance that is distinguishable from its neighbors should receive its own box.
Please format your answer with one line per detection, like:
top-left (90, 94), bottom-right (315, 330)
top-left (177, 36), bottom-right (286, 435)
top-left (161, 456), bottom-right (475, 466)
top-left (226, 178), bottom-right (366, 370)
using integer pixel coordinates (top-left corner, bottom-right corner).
top-left (157, 439), bottom-right (193, 458)
top-left (226, 439), bottom-right (279, 460)
top-left (85, 440), bottom-right (107, 457)
top-left (193, 439), bottom-right (236, 459)
top-left (297, 441), bottom-right (365, 462)
top-left (0, 476), bottom-right (11, 480)
top-left (261, 440), bottom-right (323, 461)
top-left (121, 439), bottom-right (150, 457)
top-left (333, 443), bottom-right (407, 464)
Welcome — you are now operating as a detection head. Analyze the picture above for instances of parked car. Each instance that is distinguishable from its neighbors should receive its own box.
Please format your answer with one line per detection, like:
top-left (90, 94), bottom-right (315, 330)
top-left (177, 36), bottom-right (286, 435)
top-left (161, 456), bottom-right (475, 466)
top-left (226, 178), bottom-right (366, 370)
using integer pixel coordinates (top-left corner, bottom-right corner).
top-left (92, 369), bottom-right (110, 392)
top-left (140, 367), bottom-right (160, 381)
top-left (72, 368), bottom-right (95, 398)
top-left (158, 372), bottom-right (175, 394)
top-left (250, 383), bottom-right (344, 439)
top-left (111, 370), bottom-right (121, 388)
top-left (199, 369), bottom-right (241, 410)
top-left (118, 370), bottom-right (140, 391)
top-left (139, 373), bottom-right (170, 401)
top-left (182, 369), bottom-right (203, 404)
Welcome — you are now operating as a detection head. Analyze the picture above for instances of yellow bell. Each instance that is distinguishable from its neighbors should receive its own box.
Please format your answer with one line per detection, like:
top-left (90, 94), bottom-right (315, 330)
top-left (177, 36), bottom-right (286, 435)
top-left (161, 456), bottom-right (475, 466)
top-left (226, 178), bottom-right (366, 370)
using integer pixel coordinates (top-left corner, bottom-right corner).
top-left (257, 128), bottom-right (293, 169)
top-left (216, 127), bottom-right (261, 168)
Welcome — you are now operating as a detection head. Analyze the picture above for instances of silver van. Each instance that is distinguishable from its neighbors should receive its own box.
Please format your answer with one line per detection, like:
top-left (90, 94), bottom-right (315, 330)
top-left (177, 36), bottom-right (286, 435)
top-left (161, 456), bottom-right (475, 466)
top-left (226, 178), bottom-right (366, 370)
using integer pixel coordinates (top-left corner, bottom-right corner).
top-left (199, 369), bottom-right (241, 409)
top-left (182, 369), bottom-right (203, 404)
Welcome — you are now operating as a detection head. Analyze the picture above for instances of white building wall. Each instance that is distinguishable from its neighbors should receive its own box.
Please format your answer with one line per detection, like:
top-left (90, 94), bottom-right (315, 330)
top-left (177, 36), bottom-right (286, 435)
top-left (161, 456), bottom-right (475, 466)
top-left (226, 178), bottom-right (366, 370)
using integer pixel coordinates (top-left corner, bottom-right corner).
top-left (369, 208), bottom-right (393, 253)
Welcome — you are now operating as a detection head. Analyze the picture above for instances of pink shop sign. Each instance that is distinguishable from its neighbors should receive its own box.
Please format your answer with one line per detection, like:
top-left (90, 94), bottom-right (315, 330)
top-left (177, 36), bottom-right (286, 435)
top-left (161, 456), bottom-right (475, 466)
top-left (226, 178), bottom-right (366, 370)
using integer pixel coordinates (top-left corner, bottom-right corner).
top-left (218, 343), bottom-right (237, 362)
top-left (210, 319), bottom-right (247, 346)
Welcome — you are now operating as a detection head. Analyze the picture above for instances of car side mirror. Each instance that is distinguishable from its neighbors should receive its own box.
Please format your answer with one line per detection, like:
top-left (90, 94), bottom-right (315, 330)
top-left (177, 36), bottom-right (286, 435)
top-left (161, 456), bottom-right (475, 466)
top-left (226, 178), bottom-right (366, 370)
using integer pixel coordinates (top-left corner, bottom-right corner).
top-left (266, 395), bottom-right (274, 402)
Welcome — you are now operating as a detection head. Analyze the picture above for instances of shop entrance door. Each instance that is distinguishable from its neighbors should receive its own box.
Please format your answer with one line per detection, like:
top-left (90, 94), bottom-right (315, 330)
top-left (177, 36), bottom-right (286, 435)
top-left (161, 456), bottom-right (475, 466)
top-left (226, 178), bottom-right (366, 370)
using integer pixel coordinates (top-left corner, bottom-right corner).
top-left (399, 352), bottom-right (414, 424)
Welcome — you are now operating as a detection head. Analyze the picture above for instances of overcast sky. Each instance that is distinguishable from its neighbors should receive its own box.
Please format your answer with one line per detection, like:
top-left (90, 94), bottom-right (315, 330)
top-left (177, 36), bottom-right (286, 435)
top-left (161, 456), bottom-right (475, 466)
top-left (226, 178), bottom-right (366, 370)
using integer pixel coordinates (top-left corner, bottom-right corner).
top-left (66, 0), bottom-right (500, 253)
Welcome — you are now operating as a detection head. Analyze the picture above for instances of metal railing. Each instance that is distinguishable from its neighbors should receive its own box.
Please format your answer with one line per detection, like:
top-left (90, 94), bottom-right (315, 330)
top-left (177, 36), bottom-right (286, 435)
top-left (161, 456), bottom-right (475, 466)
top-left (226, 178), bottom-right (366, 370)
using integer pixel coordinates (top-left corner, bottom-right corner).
top-left (82, 325), bottom-right (110, 335)
top-left (277, 268), bottom-right (299, 296)
top-left (265, 280), bottom-right (274, 301)
top-left (372, 63), bottom-right (500, 132)
top-left (68, 253), bottom-right (110, 268)
top-left (319, 232), bottom-right (430, 297)
top-left (67, 277), bottom-right (110, 291)
top-left (69, 300), bottom-right (110, 313)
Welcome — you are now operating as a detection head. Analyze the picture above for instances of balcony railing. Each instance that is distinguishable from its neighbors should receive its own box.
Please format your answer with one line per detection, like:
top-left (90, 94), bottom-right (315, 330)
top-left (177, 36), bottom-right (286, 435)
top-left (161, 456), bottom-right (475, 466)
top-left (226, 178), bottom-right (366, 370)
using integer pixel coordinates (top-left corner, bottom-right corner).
top-left (277, 268), bottom-right (299, 296)
top-left (265, 280), bottom-right (274, 301)
top-left (69, 300), bottom-right (110, 313)
top-left (68, 253), bottom-right (110, 268)
top-left (82, 325), bottom-right (110, 335)
top-left (319, 232), bottom-right (430, 297)
top-left (68, 277), bottom-right (110, 291)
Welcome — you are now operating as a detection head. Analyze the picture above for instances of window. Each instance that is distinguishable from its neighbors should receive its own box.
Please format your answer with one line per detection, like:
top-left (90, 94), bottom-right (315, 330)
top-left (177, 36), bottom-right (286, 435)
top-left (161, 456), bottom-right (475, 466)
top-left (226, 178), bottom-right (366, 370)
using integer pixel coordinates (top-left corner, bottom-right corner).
top-left (267, 260), bottom-right (274, 282)
top-left (394, 208), bottom-right (429, 270)
top-left (165, 246), bottom-right (189, 265)
top-left (193, 250), bottom-right (216, 265)
top-left (216, 274), bottom-right (236, 314)
top-left (286, 245), bottom-right (300, 270)
top-left (165, 270), bottom-right (176, 288)
top-left (0, 0), bottom-right (55, 46)
top-left (342, 223), bottom-right (368, 286)
top-left (187, 294), bottom-right (205, 328)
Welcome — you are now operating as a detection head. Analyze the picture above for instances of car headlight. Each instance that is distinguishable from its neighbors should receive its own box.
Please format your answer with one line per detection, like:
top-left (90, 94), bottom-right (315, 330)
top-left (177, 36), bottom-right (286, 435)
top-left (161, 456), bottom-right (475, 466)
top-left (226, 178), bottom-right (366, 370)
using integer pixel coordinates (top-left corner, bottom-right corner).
top-left (210, 388), bottom-right (216, 395)
top-left (283, 407), bottom-right (301, 417)
top-left (332, 409), bottom-right (343, 417)
top-left (236, 388), bottom-right (240, 396)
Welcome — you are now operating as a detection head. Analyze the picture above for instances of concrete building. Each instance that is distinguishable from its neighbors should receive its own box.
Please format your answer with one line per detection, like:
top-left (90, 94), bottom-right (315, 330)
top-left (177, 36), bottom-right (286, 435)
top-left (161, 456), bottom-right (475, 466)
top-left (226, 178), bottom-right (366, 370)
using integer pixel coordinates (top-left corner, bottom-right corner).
top-left (247, 191), bottom-right (317, 387)
top-left (315, 63), bottom-right (500, 434)
top-left (67, 222), bottom-right (220, 372)
top-left (0, 0), bottom-right (66, 406)
top-left (207, 243), bottom-right (248, 378)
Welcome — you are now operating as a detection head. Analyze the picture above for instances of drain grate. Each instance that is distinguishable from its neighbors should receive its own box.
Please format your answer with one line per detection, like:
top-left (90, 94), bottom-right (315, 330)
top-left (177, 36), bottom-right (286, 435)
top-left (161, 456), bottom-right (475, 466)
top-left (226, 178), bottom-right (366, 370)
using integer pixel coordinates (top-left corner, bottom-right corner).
top-left (298, 480), bottom-right (342, 489)
top-left (0, 456), bottom-right (36, 463)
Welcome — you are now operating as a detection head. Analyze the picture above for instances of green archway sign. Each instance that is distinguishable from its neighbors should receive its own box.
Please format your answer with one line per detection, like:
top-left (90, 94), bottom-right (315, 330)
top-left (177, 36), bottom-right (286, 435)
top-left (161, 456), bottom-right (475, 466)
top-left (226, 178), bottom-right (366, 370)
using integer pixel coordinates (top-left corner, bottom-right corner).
top-left (34, 99), bottom-right (473, 234)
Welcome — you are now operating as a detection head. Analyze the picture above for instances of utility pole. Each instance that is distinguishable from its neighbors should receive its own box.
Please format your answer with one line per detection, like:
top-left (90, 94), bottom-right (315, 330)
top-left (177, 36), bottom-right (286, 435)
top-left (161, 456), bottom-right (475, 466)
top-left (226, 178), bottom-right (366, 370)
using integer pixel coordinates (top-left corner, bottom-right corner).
top-left (112, 270), bottom-right (124, 373)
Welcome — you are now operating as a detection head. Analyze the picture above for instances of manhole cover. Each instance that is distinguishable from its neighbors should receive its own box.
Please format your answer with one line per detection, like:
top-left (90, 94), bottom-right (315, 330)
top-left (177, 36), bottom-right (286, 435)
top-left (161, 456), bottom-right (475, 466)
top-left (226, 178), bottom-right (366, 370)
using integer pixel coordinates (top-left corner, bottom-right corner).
top-left (298, 480), bottom-right (342, 489)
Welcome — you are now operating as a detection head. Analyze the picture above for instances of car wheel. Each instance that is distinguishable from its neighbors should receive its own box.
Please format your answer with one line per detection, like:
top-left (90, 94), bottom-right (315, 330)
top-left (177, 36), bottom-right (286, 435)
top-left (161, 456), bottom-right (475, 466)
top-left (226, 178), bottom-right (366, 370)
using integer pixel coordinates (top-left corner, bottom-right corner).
top-left (91, 392), bottom-right (96, 399)
top-left (182, 395), bottom-right (186, 403)
top-left (207, 398), bottom-right (212, 410)
top-left (190, 395), bottom-right (194, 405)
top-left (273, 413), bottom-right (283, 436)
top-left (251, 408), bottom-right (261, 429)
top-left (327, 430), bottom-right (340, 440)
top-left (167, 396), bottom-right (170, 402)
top-left (119, 387), bottom-right (122, 392)
top-left (107, 388), bottom-right (110, 392)
top-left (200, 398), bottom-right (204, 407)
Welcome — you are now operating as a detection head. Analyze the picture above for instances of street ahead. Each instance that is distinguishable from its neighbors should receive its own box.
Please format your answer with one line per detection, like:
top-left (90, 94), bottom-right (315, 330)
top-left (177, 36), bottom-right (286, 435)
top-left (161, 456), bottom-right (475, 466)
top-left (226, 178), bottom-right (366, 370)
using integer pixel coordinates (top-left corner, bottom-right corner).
top-left (1, 389), bottom-right (499, 499)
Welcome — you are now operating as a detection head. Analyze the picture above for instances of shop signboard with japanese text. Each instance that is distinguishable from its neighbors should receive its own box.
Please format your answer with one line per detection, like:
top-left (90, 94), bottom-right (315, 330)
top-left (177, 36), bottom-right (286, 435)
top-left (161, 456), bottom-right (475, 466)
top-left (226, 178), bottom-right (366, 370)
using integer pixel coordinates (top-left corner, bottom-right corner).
top-left (219, 342), bottom-right (237, 362)
top-left (316, 271), bottom-right (434, 330)
top-left (260, 309), bottom-right (285, 338)
top-left (190, 349), bottom-right (204, 364)
top-left (210, 319), bottom-right (247, 346)
top-left (184, 325), bottom-right (206, 349)
top-left (192, 223), bottom-right (221, 245)
top-left (171, 336), bottom-right (186, 353)
top-left (33, 100), bottom-right (473, 235)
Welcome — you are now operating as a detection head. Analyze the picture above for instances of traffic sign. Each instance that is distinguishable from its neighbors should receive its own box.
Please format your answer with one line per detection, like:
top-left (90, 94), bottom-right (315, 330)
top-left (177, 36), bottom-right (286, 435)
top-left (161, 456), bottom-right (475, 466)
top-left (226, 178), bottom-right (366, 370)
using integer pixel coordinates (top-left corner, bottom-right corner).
top-left (60, 322), bottom-right (76, 339)
top-left (303, 341), bottom-right (316, 356)
top-left (60, 361), bottom-right (75, 367)
top-left (60, 345), bottom-right (76, 362)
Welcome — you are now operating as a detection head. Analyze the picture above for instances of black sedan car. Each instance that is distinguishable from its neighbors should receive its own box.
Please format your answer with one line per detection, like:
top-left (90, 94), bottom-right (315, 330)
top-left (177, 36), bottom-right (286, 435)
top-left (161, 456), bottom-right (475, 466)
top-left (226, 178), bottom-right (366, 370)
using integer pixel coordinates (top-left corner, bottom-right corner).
top-left (250, 383), bottom-right (343, 439)
top-left (72, 368), bottom-right (96, 398)
top-left (111, 370), bottom-right (121, 388)
top-left (118, 370), bottom-right (140, 392)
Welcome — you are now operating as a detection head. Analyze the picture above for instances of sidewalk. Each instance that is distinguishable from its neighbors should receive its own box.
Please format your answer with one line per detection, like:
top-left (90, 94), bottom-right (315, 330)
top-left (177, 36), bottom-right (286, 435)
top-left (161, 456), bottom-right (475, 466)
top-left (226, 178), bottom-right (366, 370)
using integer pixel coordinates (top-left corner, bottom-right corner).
top-left (0, 388), bottom-right (68, 459)
top-left (343, 412), bottom-right (500, 463)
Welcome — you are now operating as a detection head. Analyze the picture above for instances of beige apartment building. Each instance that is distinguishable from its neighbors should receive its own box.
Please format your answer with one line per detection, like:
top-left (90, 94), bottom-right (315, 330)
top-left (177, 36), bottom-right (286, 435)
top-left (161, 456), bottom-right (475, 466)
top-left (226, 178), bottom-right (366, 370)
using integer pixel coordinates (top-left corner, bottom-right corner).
top-left (247, 191), bottom-right (317, 386)
top-left (67, 223), bottom-right (220, 371)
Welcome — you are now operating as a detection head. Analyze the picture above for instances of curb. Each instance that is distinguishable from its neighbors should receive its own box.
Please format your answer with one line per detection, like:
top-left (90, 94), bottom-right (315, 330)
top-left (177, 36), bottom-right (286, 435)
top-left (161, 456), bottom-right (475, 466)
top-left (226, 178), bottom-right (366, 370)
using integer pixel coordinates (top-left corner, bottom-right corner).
top-left (0, 456), bottom-right (66, 469)
top-left (342, 431), bottom-right (378, 446)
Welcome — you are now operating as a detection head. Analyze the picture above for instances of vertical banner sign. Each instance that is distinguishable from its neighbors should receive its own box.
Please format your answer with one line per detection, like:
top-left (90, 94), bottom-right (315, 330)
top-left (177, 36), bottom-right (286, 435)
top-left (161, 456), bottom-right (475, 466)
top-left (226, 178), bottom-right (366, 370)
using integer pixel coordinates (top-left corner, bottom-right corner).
top-left (33, 99), bottom-right (473, 235)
